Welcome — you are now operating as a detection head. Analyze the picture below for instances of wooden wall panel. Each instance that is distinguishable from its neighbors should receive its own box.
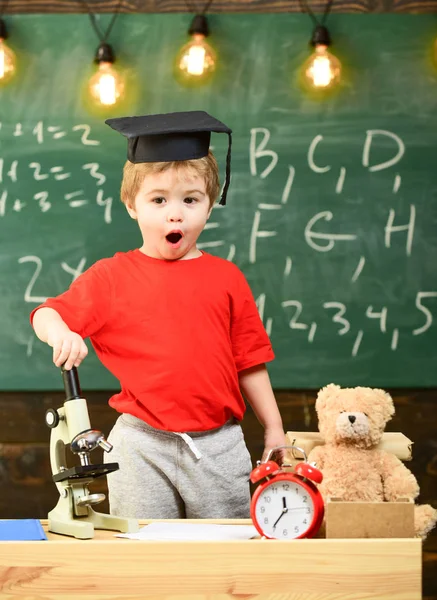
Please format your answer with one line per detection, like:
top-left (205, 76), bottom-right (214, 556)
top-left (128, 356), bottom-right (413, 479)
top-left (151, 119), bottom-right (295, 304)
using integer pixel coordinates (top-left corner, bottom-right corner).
top-left (3, 0), bottom-right (437, 13)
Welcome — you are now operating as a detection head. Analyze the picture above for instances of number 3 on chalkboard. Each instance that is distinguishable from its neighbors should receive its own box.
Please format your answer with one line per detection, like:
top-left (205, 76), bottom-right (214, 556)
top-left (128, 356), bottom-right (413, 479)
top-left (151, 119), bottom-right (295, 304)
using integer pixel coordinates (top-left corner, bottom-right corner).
top-left (282, 300), bottom-right (351, 336)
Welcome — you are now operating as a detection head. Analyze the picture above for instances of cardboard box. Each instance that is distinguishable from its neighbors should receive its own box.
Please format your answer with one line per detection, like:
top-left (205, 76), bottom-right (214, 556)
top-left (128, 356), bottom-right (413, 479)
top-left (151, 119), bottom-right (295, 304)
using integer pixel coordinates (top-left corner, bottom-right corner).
top-left (325, 497), bottom-right (415, 539)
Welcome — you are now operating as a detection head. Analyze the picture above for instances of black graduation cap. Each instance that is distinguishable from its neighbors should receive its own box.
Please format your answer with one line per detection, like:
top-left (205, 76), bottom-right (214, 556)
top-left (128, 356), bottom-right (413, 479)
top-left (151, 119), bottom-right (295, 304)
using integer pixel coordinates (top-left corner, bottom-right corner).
top-left (105, 111), bottom-right (232, 206)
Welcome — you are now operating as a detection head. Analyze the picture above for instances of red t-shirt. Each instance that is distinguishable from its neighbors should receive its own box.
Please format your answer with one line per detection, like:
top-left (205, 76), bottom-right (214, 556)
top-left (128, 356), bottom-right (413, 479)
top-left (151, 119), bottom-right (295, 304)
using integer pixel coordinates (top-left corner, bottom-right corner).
top-left (30, 250), bottom-right (274, 432)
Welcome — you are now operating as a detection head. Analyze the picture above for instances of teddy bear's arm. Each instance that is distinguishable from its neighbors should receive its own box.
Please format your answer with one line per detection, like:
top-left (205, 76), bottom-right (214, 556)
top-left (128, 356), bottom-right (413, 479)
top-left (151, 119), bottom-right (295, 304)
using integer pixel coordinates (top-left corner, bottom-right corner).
top-left (380, 452), bottom-right (420, 502)
top-left (307, 444), bottom-right (325, 470)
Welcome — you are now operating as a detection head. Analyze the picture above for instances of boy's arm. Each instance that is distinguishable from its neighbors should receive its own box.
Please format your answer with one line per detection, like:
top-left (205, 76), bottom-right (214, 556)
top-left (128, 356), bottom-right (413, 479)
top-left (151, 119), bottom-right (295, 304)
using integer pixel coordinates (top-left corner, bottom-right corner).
top-left (31, 260), bottom-right (112, 370)
top-left (238, 363), bottom-right (286, 462)
top-left (33, 307), bottom-right (88, 370)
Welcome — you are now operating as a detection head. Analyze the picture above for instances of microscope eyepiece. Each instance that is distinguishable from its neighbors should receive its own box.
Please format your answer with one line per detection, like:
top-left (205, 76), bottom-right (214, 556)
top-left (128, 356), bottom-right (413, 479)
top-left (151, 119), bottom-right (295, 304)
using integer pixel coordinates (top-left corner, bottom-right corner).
top-left (61, 366), bottom-right (82, 400)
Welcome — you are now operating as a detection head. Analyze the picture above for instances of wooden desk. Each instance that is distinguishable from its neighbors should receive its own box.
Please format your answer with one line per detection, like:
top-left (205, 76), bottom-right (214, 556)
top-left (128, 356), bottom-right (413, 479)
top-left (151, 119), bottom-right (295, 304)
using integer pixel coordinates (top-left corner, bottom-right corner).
top-left (0, 519), bottom-right (421, 599)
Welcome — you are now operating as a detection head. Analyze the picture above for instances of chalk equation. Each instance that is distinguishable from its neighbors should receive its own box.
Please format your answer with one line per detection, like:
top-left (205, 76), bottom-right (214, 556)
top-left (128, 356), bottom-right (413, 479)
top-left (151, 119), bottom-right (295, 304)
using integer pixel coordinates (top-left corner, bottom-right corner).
top-left (0, 122), bottom-right (112, 223)
top-left (0, 121), bottom-right (100, 146)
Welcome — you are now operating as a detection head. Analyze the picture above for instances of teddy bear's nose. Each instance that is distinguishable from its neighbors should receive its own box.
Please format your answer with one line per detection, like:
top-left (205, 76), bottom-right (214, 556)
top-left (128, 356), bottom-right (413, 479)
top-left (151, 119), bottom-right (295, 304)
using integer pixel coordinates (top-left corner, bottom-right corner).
top-left (348, 415), bottom-right (356, 423)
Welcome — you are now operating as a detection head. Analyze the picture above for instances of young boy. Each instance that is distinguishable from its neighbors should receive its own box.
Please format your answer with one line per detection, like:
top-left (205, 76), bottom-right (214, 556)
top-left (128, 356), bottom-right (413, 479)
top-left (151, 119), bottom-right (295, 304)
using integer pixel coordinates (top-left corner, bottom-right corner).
top-left (31, 111), bottom-right (286, 520)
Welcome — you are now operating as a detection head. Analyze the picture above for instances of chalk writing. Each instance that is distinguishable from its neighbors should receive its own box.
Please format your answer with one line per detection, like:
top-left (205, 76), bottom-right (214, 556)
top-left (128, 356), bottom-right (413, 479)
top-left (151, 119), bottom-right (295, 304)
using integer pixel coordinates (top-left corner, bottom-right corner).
top-left (18, 255), bottom-right (87, 304)
top-left (412, 293), bottom-right (437, 336)
top-left (2, 120), bottom-right (434, 378)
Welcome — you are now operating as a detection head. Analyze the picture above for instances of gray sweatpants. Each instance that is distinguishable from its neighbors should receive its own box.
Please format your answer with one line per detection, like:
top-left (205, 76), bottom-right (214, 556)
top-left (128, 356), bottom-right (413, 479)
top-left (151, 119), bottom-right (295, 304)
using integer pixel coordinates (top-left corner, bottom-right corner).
top-left (103, 414), bottom-right (253, 519)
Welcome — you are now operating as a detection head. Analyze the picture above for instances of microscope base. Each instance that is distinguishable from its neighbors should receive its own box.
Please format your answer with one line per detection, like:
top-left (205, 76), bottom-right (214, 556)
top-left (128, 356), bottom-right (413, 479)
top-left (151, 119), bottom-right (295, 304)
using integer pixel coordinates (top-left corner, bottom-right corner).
top-left (48, 509), bottom-right (95, 539)
top-left (48, 485), bottom-right (139, 539)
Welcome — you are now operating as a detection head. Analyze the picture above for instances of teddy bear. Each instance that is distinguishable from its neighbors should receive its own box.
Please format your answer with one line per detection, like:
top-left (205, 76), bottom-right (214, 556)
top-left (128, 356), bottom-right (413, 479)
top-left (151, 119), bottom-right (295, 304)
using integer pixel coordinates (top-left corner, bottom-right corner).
top-left (307, 383), bottom-right (437, 539)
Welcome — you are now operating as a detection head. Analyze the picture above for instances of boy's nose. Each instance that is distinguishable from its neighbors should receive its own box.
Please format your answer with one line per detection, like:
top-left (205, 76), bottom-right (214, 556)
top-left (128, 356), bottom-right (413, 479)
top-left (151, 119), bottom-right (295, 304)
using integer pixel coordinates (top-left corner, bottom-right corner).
top-left (167, 213), bottom-right (183, 222)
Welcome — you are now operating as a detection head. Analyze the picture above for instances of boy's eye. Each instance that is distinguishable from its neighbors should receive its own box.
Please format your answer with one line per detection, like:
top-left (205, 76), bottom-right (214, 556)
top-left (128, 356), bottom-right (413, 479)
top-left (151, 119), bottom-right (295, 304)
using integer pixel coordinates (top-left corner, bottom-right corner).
top-left (152, 197), bottom-right (166, 204)
top-left (184, 197), bottom-right (197, 204)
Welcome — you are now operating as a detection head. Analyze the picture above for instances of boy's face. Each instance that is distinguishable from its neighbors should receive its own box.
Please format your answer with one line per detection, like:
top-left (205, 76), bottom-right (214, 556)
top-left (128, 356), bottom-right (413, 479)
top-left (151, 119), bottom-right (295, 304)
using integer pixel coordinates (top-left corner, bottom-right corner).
top-left (127, 166), bottom-right (212, 261)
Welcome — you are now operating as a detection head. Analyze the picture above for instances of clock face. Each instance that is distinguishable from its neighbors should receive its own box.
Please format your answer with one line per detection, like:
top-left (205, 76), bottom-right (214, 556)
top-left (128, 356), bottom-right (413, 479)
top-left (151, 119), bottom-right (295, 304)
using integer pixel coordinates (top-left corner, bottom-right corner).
top-left (254, 479), bottom-right (315, 539)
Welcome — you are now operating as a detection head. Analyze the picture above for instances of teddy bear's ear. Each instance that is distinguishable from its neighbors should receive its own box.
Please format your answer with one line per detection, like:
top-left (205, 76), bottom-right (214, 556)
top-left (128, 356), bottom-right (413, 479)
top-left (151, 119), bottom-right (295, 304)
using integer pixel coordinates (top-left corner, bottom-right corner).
top-left (316, 383), bottom-right (341, 413)
top-left (372, 388), bottom-right (395, 422)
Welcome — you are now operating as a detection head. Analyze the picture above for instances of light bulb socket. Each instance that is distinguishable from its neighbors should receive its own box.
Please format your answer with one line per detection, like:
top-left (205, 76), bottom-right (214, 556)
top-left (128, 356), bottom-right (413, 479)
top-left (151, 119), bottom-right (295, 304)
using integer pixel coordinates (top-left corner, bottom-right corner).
top-left (0, 18), bottom-right (8, 40)
top-left (94, 42), bottom-right (115, 64)
top-left (310, 25), bottom-right (331, 47)
top-left (188, 14), bottom-right (209, 37)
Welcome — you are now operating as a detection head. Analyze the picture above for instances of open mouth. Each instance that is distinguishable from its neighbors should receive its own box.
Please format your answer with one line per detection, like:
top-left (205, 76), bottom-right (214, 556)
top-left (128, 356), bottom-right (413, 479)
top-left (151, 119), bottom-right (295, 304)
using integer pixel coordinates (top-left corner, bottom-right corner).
top-left (165, 231), bottom-right (183, 246)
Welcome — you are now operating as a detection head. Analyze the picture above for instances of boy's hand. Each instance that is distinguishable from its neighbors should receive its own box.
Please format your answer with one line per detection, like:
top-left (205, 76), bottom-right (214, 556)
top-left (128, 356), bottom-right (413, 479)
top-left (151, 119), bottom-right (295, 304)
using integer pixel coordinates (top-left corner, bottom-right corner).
top-left (47, 325), bottom-right (88, 370)
top-left (263, 427), bottom-right (287, 464)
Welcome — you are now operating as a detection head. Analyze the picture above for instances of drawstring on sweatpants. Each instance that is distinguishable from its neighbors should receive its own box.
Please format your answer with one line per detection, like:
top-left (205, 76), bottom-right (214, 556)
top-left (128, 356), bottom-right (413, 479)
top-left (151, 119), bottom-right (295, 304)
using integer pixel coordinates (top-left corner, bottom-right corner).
top-left (174, 432), bottom-right (202, 460)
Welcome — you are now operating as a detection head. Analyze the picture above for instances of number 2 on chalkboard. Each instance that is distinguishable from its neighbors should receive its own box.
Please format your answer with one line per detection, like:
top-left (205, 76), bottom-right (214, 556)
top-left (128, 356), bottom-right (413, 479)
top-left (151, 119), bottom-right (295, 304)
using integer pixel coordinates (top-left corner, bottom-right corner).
top-left (281, 301), bottom-right (308, 330)
top-left (18, 255), bottom-right (86, 304)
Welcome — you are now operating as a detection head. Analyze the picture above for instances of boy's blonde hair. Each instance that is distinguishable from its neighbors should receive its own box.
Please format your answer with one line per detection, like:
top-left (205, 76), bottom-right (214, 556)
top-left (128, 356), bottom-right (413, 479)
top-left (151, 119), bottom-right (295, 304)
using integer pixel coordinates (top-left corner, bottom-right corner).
top-left (121, 151), bottom-right (220, 210)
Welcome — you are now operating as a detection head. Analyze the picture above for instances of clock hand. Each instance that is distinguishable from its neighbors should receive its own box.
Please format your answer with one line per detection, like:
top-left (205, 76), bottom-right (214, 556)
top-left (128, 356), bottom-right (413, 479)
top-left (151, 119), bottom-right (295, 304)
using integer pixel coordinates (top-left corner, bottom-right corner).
top-left (272, 510), bottom-right (286, 530)
top-left (273, 497), bottom-right (289, 529)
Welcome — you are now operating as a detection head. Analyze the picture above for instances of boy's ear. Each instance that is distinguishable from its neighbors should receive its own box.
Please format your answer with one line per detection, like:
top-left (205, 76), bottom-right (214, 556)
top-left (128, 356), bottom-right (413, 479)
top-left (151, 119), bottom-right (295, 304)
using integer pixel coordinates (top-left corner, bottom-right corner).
top-left (126, 203), bottom-right (137, 220)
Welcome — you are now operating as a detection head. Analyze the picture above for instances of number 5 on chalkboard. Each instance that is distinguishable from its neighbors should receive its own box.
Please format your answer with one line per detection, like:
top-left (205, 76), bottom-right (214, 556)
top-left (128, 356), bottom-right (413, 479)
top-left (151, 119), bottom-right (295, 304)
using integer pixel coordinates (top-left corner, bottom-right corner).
top-left (413, 292), bottom-right (437, 336)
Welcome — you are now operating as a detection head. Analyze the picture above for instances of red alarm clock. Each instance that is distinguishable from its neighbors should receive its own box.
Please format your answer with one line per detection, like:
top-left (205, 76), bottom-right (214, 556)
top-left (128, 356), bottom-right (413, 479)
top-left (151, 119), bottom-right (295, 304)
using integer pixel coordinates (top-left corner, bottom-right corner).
top-left (250, 445), bottom-right (324, 540)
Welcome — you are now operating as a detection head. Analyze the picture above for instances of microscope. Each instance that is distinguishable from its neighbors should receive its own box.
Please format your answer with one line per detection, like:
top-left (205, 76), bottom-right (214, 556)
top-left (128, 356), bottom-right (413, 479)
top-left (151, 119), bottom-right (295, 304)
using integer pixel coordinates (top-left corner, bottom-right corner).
top-left (45, 366), bottom-right (139, 539)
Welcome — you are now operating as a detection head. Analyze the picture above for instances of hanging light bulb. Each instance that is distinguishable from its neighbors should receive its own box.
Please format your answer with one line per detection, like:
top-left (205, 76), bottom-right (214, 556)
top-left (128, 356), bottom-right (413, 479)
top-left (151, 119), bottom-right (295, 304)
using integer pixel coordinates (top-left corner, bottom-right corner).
top-left (302, 25), bottom-right (341, 90)
top-left (0, 18), bottom-right (16, 85)
top-left (88, 42), bottom-right (124, 107)
top-left (176, 14), bottom-right (216, 84)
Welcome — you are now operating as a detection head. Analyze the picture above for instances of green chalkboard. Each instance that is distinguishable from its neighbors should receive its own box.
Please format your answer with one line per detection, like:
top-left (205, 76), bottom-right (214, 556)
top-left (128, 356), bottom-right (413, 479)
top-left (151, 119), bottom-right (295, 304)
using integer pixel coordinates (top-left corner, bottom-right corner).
top-left (1, 13), bottom-right (437, 390)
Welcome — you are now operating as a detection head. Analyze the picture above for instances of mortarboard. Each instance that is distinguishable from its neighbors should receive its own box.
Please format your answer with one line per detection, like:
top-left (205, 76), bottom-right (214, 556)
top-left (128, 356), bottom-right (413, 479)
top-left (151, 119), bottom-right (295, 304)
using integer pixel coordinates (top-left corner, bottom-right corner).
top-left (105, 111), bottom-right (232, 206)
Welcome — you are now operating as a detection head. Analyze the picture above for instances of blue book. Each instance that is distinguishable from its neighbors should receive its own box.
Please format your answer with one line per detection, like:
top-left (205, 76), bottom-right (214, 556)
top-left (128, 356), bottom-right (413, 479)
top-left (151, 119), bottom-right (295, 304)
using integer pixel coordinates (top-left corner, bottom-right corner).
top-left (0, 520), bottom-right (47, 541)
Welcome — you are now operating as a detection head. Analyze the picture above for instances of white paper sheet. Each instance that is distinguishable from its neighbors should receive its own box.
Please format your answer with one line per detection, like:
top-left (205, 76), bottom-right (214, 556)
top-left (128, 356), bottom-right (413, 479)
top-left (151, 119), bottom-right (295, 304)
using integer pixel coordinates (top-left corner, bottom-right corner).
top-left (115, 522), bottom-right (259, 541)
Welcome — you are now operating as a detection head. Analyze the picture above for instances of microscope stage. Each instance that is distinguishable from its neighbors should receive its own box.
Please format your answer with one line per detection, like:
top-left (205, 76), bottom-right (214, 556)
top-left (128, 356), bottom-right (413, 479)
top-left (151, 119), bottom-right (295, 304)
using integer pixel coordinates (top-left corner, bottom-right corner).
top-left (53, 462), bottom-right (119, 482)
